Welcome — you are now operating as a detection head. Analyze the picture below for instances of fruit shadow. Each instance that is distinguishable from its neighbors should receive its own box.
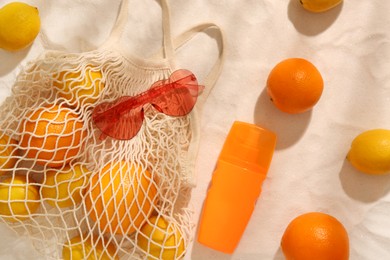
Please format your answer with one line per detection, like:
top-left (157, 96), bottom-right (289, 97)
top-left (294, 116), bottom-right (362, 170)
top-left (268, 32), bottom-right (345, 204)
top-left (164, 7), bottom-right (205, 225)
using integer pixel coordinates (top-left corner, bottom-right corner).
top-left (339, 159), bottom-right (390, 203)
top-left (254, 87), bottom-right (312, 150)
top-left (0, 46), bottom-right (32, 76)
top-left (273, 246), bottom-right (284, 260)
top-left (287, 0), bottom-right (343, 36)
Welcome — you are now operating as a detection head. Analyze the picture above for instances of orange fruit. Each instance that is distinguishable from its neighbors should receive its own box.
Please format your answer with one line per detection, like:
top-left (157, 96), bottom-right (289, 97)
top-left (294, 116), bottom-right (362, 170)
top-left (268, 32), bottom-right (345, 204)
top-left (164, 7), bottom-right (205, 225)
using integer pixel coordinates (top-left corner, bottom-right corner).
top-left (266, 58), bottom-right (324, 114)
top-left (19, 103), bottom-right (86, 168)
top-left (281, 212), bottom-right (349, 260)
top-left (85, 161), bottom-right (158, 235)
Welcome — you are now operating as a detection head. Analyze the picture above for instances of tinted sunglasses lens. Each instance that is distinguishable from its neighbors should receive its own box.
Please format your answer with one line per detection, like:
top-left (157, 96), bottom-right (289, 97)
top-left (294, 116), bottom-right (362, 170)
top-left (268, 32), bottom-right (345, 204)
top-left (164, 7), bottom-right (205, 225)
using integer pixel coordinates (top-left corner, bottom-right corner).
top-left (93, 103), bottom-right (144, 140)
top-left (152, 84), bottom-right (201, 116)
top-left (152, 69), bottom-right (202, 116)
top-left (92, 69), bottom-right (202, 140)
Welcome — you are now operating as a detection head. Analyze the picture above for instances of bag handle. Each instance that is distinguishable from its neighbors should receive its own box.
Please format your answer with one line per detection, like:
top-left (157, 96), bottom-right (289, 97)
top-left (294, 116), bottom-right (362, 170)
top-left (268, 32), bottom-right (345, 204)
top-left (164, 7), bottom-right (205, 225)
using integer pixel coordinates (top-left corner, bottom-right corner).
top-left (160, 23), bottom-right (225, 187)
top-left (102, 0), bottom-right (175, 60)
top-left (152, 22), bottom-right (226, 107)
top-left (40, 0), bottom-right (176, 58)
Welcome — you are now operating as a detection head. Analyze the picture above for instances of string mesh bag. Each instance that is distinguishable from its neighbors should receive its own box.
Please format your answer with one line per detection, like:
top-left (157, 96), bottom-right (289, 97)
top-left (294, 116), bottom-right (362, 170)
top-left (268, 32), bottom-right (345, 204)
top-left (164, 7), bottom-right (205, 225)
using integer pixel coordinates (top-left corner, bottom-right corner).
top-left (0, 0), bottom-right (224, 259)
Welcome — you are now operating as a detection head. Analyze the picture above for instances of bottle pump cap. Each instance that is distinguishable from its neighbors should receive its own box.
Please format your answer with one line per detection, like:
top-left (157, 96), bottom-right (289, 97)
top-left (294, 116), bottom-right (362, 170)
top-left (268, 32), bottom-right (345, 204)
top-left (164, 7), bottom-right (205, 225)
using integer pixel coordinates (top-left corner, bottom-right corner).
top-left (219, 121), bottom-right (276, 173)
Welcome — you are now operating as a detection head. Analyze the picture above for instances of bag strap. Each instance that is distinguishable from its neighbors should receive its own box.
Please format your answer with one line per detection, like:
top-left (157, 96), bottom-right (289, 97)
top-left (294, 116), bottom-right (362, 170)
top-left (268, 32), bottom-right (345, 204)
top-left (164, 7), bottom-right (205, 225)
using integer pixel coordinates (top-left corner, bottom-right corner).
top-left (40, 0), bottom-right (176, 58)
top-left (102, 0), bottom-right (175, 60)
top-left (152, 22), bottom-right (226, 107)
top-left (157, 23), bottom-right (225, 187)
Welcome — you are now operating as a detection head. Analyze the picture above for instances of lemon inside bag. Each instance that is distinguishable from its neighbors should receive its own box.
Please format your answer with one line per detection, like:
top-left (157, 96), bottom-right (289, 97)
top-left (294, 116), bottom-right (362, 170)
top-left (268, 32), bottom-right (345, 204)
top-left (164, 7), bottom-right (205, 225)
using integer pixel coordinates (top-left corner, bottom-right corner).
top-left (0, 51), bottom-right (195, 259)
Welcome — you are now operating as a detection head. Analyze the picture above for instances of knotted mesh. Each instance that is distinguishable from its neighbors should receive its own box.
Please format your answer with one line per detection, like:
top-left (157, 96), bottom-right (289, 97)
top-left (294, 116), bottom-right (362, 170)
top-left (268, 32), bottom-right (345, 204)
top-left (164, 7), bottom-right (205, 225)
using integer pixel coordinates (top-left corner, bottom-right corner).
top-left (0, 49), bottom-right (196, 259)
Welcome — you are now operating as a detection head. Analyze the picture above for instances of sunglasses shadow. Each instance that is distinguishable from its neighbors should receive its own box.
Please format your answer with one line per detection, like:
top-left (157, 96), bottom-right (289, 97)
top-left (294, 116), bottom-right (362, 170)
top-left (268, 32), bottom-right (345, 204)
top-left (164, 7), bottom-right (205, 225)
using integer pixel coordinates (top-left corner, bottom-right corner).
top-left (253, 86), bottom-right (312, 150)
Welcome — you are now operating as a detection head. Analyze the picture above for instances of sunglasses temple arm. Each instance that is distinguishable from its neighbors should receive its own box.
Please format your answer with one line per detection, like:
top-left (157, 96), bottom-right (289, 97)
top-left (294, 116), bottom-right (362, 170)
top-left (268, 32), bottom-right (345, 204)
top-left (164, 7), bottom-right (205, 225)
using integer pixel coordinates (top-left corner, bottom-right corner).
top-left (95, 88), bottom-right (168, 125)
top-left (93, 98), bottom-right (134, 126)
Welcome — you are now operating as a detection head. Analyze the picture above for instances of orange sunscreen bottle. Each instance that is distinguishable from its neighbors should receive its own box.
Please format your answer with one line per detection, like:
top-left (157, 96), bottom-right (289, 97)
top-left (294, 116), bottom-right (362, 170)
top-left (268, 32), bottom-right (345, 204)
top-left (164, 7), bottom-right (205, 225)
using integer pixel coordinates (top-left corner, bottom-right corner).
top-left (197, 121), bottom-right (277, 254)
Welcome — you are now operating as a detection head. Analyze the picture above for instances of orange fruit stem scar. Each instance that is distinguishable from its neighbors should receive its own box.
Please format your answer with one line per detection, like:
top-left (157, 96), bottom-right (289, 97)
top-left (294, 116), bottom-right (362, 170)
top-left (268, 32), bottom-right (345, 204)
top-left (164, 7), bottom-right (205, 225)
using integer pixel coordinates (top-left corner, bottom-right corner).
top-left (197, 121), bottom-right (277, 254)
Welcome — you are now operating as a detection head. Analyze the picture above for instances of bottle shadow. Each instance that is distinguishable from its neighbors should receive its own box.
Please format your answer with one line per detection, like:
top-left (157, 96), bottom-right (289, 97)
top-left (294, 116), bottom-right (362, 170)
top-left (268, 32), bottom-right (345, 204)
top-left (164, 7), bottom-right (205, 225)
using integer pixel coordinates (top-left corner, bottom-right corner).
top-left (287, 0), bottom-right (343, 36)
top-left (253, 87), bottom-right (312, 150)
top-left (191, 240), bottom-right (233, 260)
top-left (339, 159), bottom-right (390, 202)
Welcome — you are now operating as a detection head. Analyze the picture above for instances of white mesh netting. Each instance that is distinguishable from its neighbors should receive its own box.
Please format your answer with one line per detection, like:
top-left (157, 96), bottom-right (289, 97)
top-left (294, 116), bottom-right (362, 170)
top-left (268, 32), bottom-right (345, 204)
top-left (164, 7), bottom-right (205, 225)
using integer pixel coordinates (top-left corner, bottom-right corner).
top-left (0, 49), bottom-right (196, 259)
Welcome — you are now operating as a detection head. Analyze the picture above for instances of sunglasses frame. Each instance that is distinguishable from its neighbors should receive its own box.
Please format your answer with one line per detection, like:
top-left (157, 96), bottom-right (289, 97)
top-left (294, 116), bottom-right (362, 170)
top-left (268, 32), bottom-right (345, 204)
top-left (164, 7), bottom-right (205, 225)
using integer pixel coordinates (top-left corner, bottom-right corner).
top-left (92, 69), bottom-right (204, 140)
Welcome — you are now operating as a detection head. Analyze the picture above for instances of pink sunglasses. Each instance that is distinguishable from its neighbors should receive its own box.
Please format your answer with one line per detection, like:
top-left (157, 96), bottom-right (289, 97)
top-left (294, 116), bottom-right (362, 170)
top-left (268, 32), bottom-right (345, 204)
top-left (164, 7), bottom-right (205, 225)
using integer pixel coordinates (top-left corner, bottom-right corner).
top-left (92, 69), bottom-right (204, 140)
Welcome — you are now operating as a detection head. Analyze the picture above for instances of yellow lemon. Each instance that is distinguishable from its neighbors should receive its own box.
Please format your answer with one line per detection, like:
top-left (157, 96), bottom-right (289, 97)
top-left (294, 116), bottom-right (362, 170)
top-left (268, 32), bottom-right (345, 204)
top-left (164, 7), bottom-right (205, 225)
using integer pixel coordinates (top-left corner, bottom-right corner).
top-left (300, 0), bottom-right (342, 13)
top-left (0, 2), bottom-right (41, 51)
top-left (41, 164), bottom-right (90, 208)
top-left (347, 129), bottom-right (390, 175)
top-left (53, 67), bottom-right (105, 106)
top-left (0, 133), bottom-right (18, 175)
top-left (136, 216), bottom-right (185, 260)
top-left (62, 235), bottom-right (119, 260)
top-left (0, 175), bottom-right (40, 222)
